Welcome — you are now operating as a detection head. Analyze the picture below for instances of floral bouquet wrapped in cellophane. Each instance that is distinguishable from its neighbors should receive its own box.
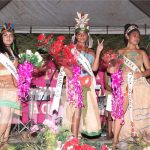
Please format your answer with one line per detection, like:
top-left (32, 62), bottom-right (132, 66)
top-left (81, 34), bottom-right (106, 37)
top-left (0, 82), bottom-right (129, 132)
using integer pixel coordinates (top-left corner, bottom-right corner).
top-left (100, 49), bottom-right (123, 73)
top-left (18, 50), bottom-right (43, 101)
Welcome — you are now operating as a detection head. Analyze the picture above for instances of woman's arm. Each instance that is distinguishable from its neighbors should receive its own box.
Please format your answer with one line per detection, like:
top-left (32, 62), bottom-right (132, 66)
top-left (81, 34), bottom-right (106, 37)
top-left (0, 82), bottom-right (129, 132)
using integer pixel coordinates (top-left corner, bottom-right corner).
top-left (104, 72), bottom-right (112, 92)
top-left (141, 50), bottom-right (150, 77)
top-left (92, 39), bottom-right (104, 71)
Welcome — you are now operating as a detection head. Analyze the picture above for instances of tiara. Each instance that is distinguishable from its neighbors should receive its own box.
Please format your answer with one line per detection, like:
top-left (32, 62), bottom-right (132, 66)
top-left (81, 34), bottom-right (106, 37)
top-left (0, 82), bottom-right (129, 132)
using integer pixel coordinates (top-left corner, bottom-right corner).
top-left (1, 22), bottom-right (15, 33)
top-left (75, 12), bottom-right (90, 32)
top-left (126, 25), bottom-right (138, 34)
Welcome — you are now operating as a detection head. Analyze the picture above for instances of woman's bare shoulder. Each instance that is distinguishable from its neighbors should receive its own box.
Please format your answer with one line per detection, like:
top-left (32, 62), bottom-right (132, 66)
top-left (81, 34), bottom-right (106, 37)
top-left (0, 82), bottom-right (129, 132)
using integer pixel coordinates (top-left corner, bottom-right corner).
top-left (118, 48), bottom-right (126, 54)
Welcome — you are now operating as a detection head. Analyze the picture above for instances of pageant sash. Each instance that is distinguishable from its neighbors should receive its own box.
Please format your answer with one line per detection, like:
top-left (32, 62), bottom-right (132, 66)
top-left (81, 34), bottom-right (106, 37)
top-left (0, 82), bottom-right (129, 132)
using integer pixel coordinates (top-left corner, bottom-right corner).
top-left (127, 72), bottom-right (134, 122)
top-left (71, 47), bottom-right (96, 88)
top-left (0, 53), bottom-right (18, 80)
top-left (124, 56), bottom-right (138, 122)
top-left (50, 67), bottom-right (66, 115)
top-left (123, 56), bottom-right (140, 72)
top-left (124, 56), bottom-right (149, 85)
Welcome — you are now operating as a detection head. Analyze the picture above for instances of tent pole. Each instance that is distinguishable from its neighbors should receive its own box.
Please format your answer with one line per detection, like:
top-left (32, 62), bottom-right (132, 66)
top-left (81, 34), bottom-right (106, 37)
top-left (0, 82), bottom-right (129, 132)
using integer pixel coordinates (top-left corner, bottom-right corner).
top-left (30, 26), bottom-right (32, 34)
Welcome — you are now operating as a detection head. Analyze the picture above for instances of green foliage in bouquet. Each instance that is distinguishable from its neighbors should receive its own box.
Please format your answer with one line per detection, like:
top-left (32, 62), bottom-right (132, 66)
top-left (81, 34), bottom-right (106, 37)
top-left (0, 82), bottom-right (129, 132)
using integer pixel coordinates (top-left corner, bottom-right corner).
top-left (19, 50), bottom-right (43, 67)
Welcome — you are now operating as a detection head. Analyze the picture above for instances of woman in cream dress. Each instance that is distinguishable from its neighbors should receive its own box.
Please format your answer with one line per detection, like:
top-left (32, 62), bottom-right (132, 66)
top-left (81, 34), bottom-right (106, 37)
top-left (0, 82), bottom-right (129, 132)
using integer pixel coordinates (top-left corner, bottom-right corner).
top-left (108, 24), bottom-right (150, 150)
top-left (0, 23), bottom-right (21, 149)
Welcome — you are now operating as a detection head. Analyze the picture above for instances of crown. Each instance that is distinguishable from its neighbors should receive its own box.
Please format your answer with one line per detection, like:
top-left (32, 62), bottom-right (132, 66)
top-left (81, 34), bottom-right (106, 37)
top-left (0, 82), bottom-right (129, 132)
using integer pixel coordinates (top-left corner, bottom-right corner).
top-left (1, 22), bottom-right (15, 33)
top-left (75, 12), bottom-right (90, 32)
top-left (126, 25), bottom-right (138, 35)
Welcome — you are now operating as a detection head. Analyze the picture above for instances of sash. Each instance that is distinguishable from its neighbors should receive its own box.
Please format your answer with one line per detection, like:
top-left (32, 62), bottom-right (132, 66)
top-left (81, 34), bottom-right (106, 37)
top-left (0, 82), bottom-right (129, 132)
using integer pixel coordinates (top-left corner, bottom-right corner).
top-left (127, 72), bottom-right (134, 122)
top-left (124, 56), bottom-right (149, 84)
top-left (0, 53), bottom-right (18, 80)
top-left (71, 47), bottom-right (96, 88)
top-left (50, 67), bottom-right (65, 115)
top-left (124, 56), bottom-right (138, 122)
top-left (123, 56), bottom-right (140, 72)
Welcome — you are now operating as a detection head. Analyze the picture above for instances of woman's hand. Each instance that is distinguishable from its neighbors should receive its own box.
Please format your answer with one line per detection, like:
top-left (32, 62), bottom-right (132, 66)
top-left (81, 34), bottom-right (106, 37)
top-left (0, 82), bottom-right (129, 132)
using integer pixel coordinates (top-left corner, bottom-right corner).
top-left (107, 64), bottom-right (120, 74)
top-left (13, 58), bottom-right (18, 68)
top-left (92, 39), bottom-right (104, 71)
top-left (63, 67), bottom-right (72, 77)
top-left (96, 39), bottom-right (104, 56)
top-left (134, 72), bottom-right (143, 79)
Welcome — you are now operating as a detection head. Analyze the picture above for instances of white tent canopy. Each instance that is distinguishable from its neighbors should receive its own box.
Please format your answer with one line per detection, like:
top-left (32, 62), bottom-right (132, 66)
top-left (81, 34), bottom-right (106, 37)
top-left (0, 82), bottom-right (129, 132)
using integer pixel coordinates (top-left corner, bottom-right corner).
top-left (0, 0), bottom-right (150, 34)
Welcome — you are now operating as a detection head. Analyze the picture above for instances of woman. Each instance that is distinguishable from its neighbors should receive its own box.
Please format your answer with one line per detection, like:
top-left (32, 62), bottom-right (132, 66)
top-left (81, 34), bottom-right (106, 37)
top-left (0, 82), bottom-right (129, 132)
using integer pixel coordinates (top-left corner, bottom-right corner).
top-left (0, 23), bottom-right (21, 149)
top-left (62, 12), bottom-right (103, 138)
top-left (108, 24), bottom-right (150, 149)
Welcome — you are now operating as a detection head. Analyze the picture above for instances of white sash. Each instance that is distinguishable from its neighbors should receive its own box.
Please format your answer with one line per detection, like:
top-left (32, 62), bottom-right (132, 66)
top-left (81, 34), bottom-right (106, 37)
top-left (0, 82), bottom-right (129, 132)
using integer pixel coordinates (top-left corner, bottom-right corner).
top-left (124, 56), bottom-right (149, 84)
top-left (124, 56), bottom-right (140, 72)
top-left (127, 72), bottom-right (134, 122)
top-left (50, 67), bottom-right (66, 115)
top-left (0, 53), bottom-right (18, 80)
top-left (71, 47), bottom-right (96, 88)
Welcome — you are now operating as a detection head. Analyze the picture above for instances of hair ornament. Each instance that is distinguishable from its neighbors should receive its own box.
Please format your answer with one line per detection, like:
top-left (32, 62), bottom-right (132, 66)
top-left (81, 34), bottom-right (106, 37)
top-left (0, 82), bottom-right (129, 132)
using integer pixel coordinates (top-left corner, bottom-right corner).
top-left (1, 22), bottom-right (15, 33)
top-left (75, 12), bottom-right (90, 32)
top-left (126, 25), bottom-right (138, 35)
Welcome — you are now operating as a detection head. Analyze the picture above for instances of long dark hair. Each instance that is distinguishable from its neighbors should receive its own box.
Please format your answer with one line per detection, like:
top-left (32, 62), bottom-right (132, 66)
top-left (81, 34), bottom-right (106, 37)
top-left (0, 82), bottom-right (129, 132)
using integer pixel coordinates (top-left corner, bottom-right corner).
top-left (0, 32), bottom-right (19, 58)
top-left (124, 24), bottom-right (140, 46)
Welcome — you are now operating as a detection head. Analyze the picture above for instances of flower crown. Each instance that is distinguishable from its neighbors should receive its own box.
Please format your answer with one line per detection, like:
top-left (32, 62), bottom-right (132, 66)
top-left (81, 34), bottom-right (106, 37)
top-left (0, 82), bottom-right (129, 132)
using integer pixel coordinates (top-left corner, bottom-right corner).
top-left (75, 12), bottom-right (90, 32)
top-left (1, 22), bottom-right (15, 33)
top-left (126, 25), bottom-right (139, 35)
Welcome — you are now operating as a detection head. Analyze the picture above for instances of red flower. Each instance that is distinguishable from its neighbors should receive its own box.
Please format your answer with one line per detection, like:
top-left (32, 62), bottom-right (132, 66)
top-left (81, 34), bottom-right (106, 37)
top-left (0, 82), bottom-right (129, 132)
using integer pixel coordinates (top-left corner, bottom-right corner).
top-left (62, 138), bottom-right (79, 150)
top-left (57, 35), bottom-right (65, 41)
top-left (101, 144), bottom-right (108, 150)
top-left (79, 76), bottom-right (91, 87)
top-left (38, 34), bottom-right (45, 41)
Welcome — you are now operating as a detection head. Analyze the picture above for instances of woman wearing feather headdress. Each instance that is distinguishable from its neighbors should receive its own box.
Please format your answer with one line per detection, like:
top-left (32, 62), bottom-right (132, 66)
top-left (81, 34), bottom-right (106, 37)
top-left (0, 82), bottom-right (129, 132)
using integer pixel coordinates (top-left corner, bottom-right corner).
top-left (0, 23), bottom-right (21, 149)
top-left (62, 12), bottom-right (103, 138)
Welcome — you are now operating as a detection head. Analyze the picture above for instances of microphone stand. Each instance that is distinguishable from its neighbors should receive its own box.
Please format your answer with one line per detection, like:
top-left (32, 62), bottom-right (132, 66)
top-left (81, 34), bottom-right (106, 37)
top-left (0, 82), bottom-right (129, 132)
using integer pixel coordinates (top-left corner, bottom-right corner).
top-left (38, 66), bottom-right (58, 107)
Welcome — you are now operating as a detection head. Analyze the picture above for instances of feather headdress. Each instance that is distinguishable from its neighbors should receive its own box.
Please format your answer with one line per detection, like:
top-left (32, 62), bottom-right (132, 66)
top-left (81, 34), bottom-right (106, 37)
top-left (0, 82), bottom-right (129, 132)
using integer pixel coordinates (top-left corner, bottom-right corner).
top-left (1, 22), bottom-right (15, 33)
top-left (75, 12), bottom-right (90, 32)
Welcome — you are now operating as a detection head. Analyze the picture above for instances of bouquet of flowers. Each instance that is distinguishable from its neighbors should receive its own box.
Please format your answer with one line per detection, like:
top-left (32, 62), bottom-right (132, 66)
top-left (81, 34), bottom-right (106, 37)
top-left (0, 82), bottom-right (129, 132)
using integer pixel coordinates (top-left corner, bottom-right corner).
top-left (37, 34), bottom-right (77, 69)
top-left (37, 34), bottom-right (85, 108)
top-left (100, 49), bottom-right (123, 71)
top-left (18, 50), bottom-right (43, 100)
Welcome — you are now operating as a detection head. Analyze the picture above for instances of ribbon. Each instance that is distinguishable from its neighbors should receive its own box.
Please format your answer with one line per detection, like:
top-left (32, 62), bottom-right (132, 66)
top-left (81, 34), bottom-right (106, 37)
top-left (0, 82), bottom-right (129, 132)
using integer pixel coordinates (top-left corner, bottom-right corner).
top-left (50, 67), bottom-right (66, 115)
top-left (0, 53), bottom-right (18, 79)
top-left (71, 47), bottom-right (96, 88)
